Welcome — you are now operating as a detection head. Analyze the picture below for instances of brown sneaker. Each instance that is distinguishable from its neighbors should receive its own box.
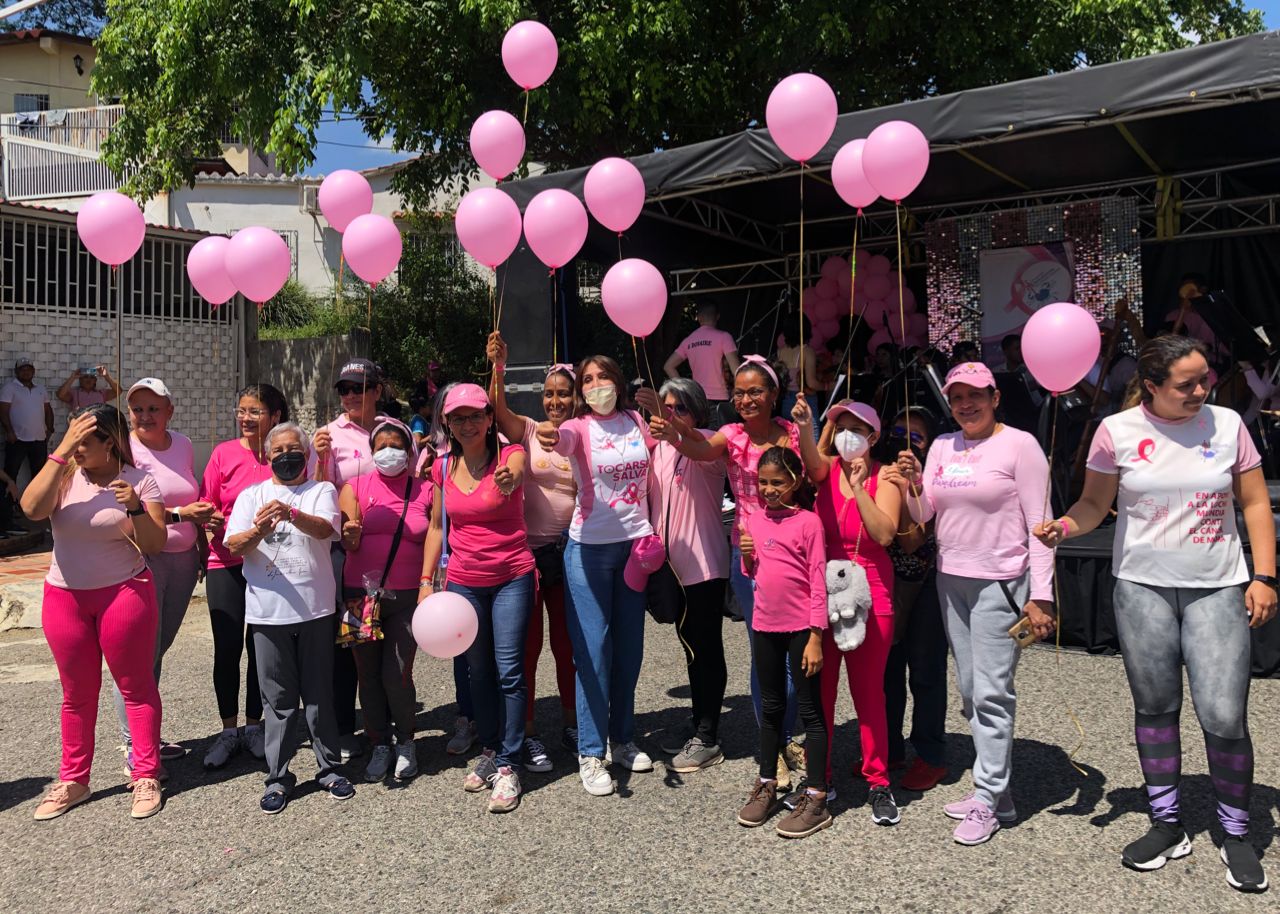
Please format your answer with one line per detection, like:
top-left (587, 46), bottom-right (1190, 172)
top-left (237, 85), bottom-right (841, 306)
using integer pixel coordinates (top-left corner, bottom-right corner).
top-left (776, 790), bottom-right (833, 838)
top-left (33, 781), bottom-right (91, 821)
top-left (130, 777), bottom-right (163, 819)
top-left (737, 779), bottom-right (779, 827)
top-left (775, 754), bottom-right (792, 790)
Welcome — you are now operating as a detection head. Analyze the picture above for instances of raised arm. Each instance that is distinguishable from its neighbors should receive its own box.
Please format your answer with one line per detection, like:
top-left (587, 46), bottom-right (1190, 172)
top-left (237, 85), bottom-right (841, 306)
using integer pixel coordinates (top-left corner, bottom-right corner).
top-left (1036, 423), bottom-right (1120, 546)
top-left (487, 332), bottom-right (530, 444)
top-left (790, 393), bottom-right (831, 483)
top-left (56, 370), bottom-right (78, 404)
top-left (20, 412), bottom-right (97, 521)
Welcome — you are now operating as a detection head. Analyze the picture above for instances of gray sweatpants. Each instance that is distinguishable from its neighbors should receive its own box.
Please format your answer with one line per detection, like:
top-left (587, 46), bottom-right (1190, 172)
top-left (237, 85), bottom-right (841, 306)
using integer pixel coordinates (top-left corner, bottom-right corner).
top-left (253, 614), bottom-right (344, 792)
top-left (113, 547), bottom-right (200, 745)
top-left (936, 571), bottom-right (1027, 809)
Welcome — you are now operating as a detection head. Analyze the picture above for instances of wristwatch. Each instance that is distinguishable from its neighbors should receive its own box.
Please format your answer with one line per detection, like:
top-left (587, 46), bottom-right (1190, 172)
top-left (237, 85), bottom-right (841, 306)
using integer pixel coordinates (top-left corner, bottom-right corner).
top-left (169, 508), bottom-right (183, 524)
top-left (126, 506), bottom-right (145, 517)
top-left (1253, 574), bottom-right (1278, 589)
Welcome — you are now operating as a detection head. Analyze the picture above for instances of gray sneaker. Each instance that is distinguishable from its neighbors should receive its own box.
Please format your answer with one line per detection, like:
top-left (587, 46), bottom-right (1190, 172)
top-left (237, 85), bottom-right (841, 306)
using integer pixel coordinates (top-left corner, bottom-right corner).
top-left (364, 744), bottom-right (392, 782)
top-left (446, 717), bottom-right (478, 756)
top-left (243, 724), bottom-right (266, 760)
top-left (669, 737), bottom-right (725, 773)
top-left (203, 729), bottom-right (241, 770)
top-left (463, 749), bottom-right (499, 792)
top-left (393, 741), bottom-right (418, 781)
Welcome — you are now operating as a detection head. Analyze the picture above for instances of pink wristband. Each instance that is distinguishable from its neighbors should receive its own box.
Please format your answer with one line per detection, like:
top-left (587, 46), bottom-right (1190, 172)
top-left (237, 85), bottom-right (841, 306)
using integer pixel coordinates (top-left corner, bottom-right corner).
top-left (48, 454), bottom-right (68, 466)
top-left (1059, 517), bottom-right (1072, 535)
top-left (289, 506), bottom-right (299, 523)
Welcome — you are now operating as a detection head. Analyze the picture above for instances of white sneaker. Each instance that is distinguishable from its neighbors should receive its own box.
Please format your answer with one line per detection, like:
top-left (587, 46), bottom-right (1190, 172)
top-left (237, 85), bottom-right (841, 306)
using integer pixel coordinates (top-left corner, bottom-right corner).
top-left (446, 717), bottom-right (477, 755)
top-left (488, 766), bottom-right (521, 813)
top-left (243, 724), bottom-right (266, 760)
top-left (609, 741), bottom-right (654, 772)
top-left (364, 745), bottom-right (392, 782)
top-left (579, 755), bottom-right (614, 796)
top-left (394, 742), bottom-right (418, 781)
top-left (203, 729), bottom-right (241, 769)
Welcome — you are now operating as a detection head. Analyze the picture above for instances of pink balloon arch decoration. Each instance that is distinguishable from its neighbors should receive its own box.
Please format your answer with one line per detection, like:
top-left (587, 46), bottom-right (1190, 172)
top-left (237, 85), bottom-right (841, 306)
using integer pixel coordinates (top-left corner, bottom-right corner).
top-left (470, 110), bottom-right (526, 181)
top-left (186, 236), bottom-right (237, 306)
top-left (601, 259), bottom-right (667, 337)
top-left (342, 214), bottom-right (403, 285)
top-left (765, 73), bottom-right (838, 163)
top-left (502, 20), bottom-right (558, 90)
top-left (76, 192), bottom-right (145, 266)
top-left (225, 227), bottom-right (292, 304)
top-left (1021, 302), bottom-right (1101, 394)
top-left (862, 121), bottom-right (930, 203)
top-left (454, 188), bottom-right (522, 269)
top-left (832, 139), bottom-right (879, 211)
top-left (318, 170), bottom-right (373, 233)
top-left (412, 592), bottom-right (479, 659)
top-left (523, 189), bottom-right (588, 269)
top-left (584, 157), bottom-right (645, 233)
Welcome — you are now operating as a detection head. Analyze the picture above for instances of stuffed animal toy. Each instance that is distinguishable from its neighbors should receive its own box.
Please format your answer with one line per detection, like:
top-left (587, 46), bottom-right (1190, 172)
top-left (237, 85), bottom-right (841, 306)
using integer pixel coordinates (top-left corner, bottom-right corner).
top-left (826, 559), bottom-right (870, 652)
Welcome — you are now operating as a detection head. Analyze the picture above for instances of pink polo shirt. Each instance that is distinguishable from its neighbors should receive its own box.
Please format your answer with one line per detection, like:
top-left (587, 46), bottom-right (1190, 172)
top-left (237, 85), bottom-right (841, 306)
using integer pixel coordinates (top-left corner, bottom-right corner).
top-left (317, 413), bottom-right (380, 492)
top-left (676, 326), bottom-right (737, 400)
top-left (131, 430), bottom-right (200, 553)
top-left (721, 418), bottom-right (802, 547)
top-left (432, 444), bottom-right (535, 588)
top-left (200, 438), bottom-right (274, 570)
top-left (47, 465), bottom-right (163, 590)
top-left (520, 416), bottom-right (576, 547)
top-left (743, 507), bottom-right (828, 632)
top-left (648, 437), bottom-right (730, 586)
top-left (343, 469), bottom-right (433, 591)
top-left (68, 387), bottom-right (107, 409)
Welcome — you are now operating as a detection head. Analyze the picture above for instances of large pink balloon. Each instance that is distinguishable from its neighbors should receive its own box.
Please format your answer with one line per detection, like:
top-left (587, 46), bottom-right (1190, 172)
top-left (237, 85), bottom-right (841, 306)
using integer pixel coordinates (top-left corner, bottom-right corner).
top-left (524, 189), bottom-right (588, 269)
top-left (225, 227), bottom-right (291, 304)
top-left (836, 270), bottom-right (852, 301)
top-left (412, 592), bottom-right (478, 659)
top-left (454, 188), bottom-right (522, 268)
top-left (186, 236), bottom-right (236, 306)
top-left (766, 73), bottom-right (838, 163)
top-left (601, 258), bottom-right (667, 337)
top-left (817, 318), bottom-right (840, 339)
top-left (867, 328), bottom-right (894, 354)
top-left (77, 191), bottom-right (144, 266)
top-left (867, 254), bottom-right (892, 276)
top-left (811, 295), bottom-right (839, 323)
top-left (820, 255), bottom-right (849, 282)
top-left (502, 20), bottom-right (558, 90)
top-left (470, 111), bottom-right (526, 181)
top-left (342, 213), bottom-right (403, 285)
top-left (814, 276), bottom-right (838, 301)
top-left (861, 300), bottom-right (890, 331)
top-left (832, 139), bottom-right (879, 211)
top-left (584, 157), bottom-right (645, 233)
top-left (863, 120), bottom-right (930, 203)
top-left (1022, 302), bottom-right (1102, 393)
top-left (908, 312), bottom-right (928, 337)
top-left (318, 169), bottom-right (373, 233)
top-left (865, 273), bottom-right (892, 301)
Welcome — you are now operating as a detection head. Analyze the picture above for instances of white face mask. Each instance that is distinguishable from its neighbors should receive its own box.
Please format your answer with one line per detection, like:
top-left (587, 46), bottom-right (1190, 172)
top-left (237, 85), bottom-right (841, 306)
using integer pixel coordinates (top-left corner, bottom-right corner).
top-left (583, 384), bottom-right (618, 415)
top-left (372, 447), bottom-right (409, 476)
top-left (835, 429), bottom-right (870, 462)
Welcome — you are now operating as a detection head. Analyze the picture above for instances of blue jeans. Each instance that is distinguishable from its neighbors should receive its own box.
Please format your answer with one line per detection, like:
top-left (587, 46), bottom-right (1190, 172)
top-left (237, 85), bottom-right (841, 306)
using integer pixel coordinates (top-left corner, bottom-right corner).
top-left (731, 545), bottom-right (798, 740)
top-left (453, 655), bottom-right (473, 720)
top-left (563, 539), bottom-right (647, 759)
top-left (447, 572), bottom-right (535, 770)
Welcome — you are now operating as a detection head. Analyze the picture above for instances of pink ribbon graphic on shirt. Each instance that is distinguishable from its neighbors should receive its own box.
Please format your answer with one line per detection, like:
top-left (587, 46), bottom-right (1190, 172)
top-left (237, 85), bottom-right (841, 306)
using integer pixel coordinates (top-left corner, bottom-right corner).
top-left (609, 482), bottom-right (642, 508)
top-left (1132, 438), bottom-right (1155, 463)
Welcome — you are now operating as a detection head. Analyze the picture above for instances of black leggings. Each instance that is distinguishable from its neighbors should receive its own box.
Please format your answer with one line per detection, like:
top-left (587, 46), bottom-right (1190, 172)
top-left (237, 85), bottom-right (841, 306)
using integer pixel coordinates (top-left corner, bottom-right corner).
top-left (206, 565), bottom-right (262, 722)
top-left (675, 579), bottom-right (727, 744)
top-left (753, 629), bottom-right (829, 787)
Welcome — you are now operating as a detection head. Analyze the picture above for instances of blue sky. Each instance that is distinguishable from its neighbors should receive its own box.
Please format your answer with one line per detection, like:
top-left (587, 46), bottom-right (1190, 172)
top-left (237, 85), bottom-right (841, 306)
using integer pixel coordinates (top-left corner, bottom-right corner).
top-left (308, 3), bottom-right (1280, 175)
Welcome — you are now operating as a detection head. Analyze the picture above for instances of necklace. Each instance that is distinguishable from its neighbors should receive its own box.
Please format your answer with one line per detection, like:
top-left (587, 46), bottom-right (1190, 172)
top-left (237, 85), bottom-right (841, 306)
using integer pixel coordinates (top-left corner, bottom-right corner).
top-left (961, 423), bottom-right (1003, 451)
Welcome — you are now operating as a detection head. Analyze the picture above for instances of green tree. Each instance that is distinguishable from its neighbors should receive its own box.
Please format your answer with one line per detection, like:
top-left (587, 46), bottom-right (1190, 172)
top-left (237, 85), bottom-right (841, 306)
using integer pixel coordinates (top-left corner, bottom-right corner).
top-left (93, 1), bottom-right (1263, 203)
top-left (4, 0), bottom-right (107, 35)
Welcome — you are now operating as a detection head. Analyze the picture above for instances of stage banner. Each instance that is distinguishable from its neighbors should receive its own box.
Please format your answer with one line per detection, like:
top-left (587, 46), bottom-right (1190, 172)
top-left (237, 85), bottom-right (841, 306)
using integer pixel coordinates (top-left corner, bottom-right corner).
top-left (978, 242), bottom-right (1075, 368)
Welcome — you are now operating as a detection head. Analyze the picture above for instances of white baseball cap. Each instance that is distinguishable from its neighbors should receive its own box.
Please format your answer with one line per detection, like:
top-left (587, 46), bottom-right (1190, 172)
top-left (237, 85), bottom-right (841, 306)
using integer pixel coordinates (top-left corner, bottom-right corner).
top-left (127, 377), bottom-right (172, 401)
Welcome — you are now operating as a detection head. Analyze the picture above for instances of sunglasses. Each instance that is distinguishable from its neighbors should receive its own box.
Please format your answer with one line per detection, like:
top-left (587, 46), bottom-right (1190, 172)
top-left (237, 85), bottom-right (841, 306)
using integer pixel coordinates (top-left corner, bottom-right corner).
top-left (891, 426), bottom-right (926, 447)
top-left (667, 403), bottom-right (690, 416)
top-left (336, 383), bottom-right (369, 396)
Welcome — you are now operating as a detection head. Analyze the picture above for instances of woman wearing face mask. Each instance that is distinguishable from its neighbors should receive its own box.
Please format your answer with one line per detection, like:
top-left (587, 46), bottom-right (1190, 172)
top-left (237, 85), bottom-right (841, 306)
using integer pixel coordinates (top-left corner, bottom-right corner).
top-left (896, 361), bottom-right (1055, 847)
top-left (338, 418), bottom-right (431, 784)
top-left (24, 403), bottom-right (167, 821)
top-left (1034, 336), bottom-right (1276, 892)
top-left (646, 356), bottom-right (803, 785)
top-left (793, 396), bottom-right (903, 824)
top-left (226, 422), bottom-right (354, 814)
top-left (199, 383), bottom-right (289, 770)
top-left (538, 356), bottom-right (659, 797)
top-left (420, 383), bottom-right (534, 813)
top-left (488, 332), bottom-right (579, 767)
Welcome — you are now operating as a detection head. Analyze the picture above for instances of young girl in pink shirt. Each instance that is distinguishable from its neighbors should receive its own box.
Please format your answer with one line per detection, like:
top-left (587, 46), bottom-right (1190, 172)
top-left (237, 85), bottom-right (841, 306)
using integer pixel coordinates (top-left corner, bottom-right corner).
top-left (736, 446), bottom-right (831, 839)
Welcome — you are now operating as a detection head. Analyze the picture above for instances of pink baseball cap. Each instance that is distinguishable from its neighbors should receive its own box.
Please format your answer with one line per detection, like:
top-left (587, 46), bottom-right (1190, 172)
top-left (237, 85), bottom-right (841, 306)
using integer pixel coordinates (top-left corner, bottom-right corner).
top-left (941, 361), bottom-right (997, 395)
top-left (826, 399), bottom-right (880, 435)
top-left (624, 535), bottom-right (667, 592)
top-left (443, 383), bottom-right (490, 414)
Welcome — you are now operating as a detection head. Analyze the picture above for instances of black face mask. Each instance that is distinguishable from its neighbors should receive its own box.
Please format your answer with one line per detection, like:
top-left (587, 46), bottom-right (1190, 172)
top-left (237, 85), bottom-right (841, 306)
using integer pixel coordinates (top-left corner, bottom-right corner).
top-left (882, 434), bottom-right (926, 465)
top-left (271, 451), bottom-right (306, 482)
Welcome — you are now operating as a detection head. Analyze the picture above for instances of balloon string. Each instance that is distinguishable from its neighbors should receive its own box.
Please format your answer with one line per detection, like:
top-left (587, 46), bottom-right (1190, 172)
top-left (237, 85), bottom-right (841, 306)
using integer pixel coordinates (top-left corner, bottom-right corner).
top-left (336, 252), bottom-right (344, 311)
top-left (847, 215), bottom-right (859, 399)
top-left (495, 263), bottom-right (509, 330)
top-left (617, 232), bottom-right (623, 262)
top-left (114, 264), bottom-right (122, 406)
top-left (895, 202), bottom-right (910, 419)
top-left (210, 299), bottom-right (220, 450)
top-left (551, 268), bottom-right (558, 363)
top-left (523, 90), bottom-right (530, 126)
top-left (798, 162), bottom-right (806, 393)
top-left (1044, 393), bottom-right (1060, 525)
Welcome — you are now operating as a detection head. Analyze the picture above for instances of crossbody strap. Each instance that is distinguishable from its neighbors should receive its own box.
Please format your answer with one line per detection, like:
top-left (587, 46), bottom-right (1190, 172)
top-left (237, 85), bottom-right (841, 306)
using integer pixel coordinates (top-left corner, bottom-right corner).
top-left (375, 474), bottom-right (415, 591)
top-left (439, 453), bottom-right (451, 569)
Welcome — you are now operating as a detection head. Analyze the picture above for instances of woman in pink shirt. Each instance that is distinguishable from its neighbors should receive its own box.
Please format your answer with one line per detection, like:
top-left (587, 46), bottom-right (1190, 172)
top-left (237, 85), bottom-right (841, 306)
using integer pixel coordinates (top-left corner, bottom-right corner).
top-left (488, 331), bottom-right (578, 769)
top-left (894, 361), bottom-right (1055, 847)
top-left (419, 383), bottom-right (533, 813)
top-left (795, 397), bottom-right (903, 826)
top-left (339, 417), bottom-right (432, 784)
top-left (199, 383), bottom-right (288, 769)
top-left (23, 404), bottom-right (167, 821)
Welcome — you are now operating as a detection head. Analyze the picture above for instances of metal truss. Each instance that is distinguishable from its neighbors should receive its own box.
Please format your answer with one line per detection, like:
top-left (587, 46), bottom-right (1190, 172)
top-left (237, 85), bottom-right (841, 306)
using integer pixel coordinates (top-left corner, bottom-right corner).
top-left (646, 196), bottom-right (786, 255)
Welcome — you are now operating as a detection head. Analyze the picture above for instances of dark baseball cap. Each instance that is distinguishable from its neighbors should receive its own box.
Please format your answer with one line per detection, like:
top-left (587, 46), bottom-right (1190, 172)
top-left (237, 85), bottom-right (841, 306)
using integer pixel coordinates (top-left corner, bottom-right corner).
top-left (335, 358), bottom-right (379, 388)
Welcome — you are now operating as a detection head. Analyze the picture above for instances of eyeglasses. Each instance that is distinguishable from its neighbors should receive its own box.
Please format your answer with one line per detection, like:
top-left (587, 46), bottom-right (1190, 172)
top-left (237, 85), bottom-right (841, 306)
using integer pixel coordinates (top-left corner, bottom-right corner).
top-left (336, 383), bottom-right (368, 396)
top-left (731, 387), bottom-right (769, 402)
top-left (891, 426), bottom-right (926, 447)
top-left (448, 413), bottom-right (486, 426)
top-left (234, 408), bottom-right (267, 419)
top-left (667, 403), bottom-right (690, 416)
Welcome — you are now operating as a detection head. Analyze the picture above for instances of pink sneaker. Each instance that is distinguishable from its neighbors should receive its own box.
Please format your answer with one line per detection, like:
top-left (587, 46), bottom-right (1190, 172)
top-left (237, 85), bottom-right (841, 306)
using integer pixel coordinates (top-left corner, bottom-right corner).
top-left (953, 805), bottom-right (1000, 845)
top-left (943, 791), bottom-right (1016, 823)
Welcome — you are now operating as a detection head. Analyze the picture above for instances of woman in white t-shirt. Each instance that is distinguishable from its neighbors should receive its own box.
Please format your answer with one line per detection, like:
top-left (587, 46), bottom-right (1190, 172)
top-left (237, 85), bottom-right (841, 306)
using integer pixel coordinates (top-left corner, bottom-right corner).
top-left (226, 422), bottom-right (354, 815)
top-left (1037, 335), bottom-right (1277, 892)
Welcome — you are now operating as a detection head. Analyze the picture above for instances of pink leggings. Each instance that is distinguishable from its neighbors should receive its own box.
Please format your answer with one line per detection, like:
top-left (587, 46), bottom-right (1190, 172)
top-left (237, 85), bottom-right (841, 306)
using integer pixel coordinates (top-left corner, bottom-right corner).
top-left (524, 581), bottom-right (576, 722)
top-left (43, 576), bottom-right (162, 784)
top-left (820, 614), bottom-right (894, 788)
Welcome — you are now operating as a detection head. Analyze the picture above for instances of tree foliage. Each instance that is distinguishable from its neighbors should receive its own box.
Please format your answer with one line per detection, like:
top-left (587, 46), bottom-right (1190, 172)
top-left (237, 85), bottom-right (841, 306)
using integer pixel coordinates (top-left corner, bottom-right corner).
top-left (4, 0), bottom-right (107, 36)
top-left (93, 1), bottom-right (1264, 203)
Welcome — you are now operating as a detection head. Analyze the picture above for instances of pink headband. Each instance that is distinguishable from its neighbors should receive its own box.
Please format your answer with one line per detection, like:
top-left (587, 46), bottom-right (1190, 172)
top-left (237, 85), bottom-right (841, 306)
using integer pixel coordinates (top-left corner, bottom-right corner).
top-left (547, 363), bottom-right (576, 380)
top-left (369, 416), bottom-right (419, 459)
top-left (737, 354), bottom-right (778, 389)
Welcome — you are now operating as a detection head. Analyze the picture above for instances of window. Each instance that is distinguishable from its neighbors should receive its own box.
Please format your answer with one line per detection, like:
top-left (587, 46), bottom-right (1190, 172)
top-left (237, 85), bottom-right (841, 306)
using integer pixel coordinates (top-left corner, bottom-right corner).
top-left (14, 94), bottom-right (49, 113)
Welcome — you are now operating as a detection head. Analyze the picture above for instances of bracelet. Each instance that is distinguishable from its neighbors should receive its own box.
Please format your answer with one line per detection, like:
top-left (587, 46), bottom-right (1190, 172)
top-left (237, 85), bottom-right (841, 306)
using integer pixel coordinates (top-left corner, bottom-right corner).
top-left (419, 576), bottom-right (434, 586)
top-left (48, 453), bottom-right (68, 466)
top-left (289, 506), bottom-right (299, 523)
top-left (1059, 516), bottom-right (1072, 535)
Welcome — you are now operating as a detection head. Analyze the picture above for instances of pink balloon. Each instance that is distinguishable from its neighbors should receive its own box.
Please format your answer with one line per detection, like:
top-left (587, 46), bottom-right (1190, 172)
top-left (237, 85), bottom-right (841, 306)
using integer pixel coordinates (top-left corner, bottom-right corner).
top-left (814, 276), bottom-right (838, 301)
top-left (584, 157), bottom-right (645, 233)
top-left (318, 169), bottom-right (373, 233)
top-left (888, 285), bottom-right (917, 315)
top-left (766, 73), bottom-right (838, 163)
top-left (867, 254), bottom-right (892, 275)
top-left (524, 189), bottom-right (588, 269)
top-left (854, 248), bottom-right (871, 271)
top-left (454, 188), bottom-right (522, 268)
top-left (225, 227), bottom-right (291, 304)
top-left (817, 318), bottom-right (840, 339)
top-left (811, 295), bottom-right (839, 322)
top-left (77, 191), bottom-right (144, 266)
top-left (832, 139), bottom-right (879, 211)
top-left (865, 273), bottom-right (892, 301)
top-left (836, 270), bottom-right (852, 300)
top-left (601, 258), bottom-right (667, 337)
top-left (412, 592), bottom-right (478, 659)
top-left (861, 300), bottom-right (890, 331)
top-left (186, 236), bottom-right (236, 306)
top-left (863, 120), bottom-right (930, 203)
top-left (820, 256), bottom-right (849, 282)
top-left (854, 273), bottom-right (867, 294)
top-left (470, 110), bottom-right (526, 181)
top-left (502, 20), bottom-right (558, 90)
top-left (867, 328), bottom-right (894, 354)
top-left (342, 213), bottom-right (402, 285)
top-left (904, 333), bottom-right (927, 349)
top-left (908, 312), bottom-right (928, 337)
top-left (1022, 302), bottom-right (1102, 393)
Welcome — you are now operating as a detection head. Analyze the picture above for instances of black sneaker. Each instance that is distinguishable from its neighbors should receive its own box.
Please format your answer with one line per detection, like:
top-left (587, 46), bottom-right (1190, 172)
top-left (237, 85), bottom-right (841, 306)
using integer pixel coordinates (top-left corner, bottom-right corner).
top-left (1122, 820), bottom-right (1191, 871)
top-left (561, 726), bottom-right (578, 754)
top-left (324, 776), bottom-right (355, 801)
top-left (1221, 835), bottom-right (1268, 893)
top-left (782, 781), bottom-right (838, 810)
top-left (260, 789), bottom-right (288, 815)
top-left (869, 785), bottom-right (901, 826)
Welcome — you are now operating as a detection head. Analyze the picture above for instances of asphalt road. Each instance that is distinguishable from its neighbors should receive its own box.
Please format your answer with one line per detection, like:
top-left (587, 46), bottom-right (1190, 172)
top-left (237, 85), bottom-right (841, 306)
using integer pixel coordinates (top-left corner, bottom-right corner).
top-left (1, 605), bottom-right (1277, 914)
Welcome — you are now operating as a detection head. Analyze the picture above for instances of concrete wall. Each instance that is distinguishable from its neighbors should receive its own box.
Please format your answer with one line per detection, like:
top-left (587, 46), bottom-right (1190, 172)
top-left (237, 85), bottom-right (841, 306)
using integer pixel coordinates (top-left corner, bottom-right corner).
top-left (0, 39), bottom-right (96, 113)
top-left (257, 329), bottom-right (370, 435)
